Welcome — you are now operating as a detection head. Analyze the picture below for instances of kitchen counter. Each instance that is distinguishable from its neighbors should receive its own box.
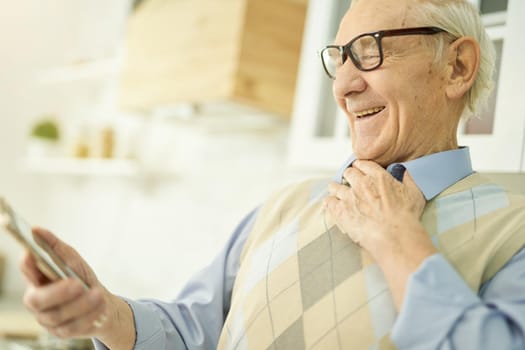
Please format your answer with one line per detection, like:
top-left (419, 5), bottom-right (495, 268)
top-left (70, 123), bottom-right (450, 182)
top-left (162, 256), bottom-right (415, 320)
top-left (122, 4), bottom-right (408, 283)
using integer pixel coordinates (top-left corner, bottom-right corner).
top-left (0, 294), bottom-right (43, 340)
top-left (0, 295), bottom-right (93, 349)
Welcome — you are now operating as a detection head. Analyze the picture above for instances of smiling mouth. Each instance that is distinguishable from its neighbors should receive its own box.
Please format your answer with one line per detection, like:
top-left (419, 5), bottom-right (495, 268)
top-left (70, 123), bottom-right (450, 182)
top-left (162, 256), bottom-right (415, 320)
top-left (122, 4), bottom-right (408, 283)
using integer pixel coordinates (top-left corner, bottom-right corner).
top-left (355, 106), bottom-right (385, 119)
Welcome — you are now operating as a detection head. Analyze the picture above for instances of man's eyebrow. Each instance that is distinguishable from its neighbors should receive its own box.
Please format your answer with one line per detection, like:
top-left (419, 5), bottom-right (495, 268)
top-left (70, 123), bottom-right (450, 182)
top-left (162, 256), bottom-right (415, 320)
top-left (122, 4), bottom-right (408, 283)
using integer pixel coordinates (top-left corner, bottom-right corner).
top-left (331, 32), bottom-right (361, 46)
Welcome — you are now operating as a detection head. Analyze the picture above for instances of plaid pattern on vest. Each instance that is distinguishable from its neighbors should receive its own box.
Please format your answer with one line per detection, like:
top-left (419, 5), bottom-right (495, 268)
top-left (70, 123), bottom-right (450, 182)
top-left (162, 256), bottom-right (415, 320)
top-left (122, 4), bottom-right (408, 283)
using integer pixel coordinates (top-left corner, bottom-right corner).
top-left (217, 173), bottom-right (525, 350)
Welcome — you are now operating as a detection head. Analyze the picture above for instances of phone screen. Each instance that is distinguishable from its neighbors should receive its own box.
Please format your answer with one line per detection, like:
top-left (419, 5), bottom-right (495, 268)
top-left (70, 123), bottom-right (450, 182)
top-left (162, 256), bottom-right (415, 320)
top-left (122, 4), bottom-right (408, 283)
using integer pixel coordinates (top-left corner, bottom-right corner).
top-left (0, 197), bottom-right (88, 288)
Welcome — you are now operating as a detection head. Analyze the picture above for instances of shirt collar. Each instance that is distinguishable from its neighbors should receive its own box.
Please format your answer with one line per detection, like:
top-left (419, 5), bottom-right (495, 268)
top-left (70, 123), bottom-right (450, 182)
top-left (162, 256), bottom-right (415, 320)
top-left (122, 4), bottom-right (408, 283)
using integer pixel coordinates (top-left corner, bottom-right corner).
top-left (334, 147), bottom-right (473, 200)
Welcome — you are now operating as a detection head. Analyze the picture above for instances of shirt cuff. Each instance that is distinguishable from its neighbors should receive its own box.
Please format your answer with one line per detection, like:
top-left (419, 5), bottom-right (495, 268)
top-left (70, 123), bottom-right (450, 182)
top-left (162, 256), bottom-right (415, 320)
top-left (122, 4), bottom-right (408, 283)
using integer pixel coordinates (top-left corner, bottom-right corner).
top-left (93, 298), bottom-right (185, 350)
top-left (391, 253), bottom-right (481, 349)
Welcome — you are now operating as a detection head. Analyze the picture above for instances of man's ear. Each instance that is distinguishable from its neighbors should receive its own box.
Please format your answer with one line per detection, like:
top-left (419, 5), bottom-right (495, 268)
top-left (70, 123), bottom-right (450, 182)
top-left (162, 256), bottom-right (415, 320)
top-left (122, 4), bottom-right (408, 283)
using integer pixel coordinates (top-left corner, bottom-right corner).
top-left (445, 36), bottom-right (480, 100)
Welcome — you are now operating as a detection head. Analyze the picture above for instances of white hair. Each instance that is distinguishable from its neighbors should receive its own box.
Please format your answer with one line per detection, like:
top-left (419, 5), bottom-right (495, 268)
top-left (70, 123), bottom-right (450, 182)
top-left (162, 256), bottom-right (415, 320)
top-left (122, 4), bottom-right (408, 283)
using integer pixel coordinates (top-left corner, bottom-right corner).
top-left (411, 0), bottom-right (496, 119)
top-left (350, 0), bottom-right (496, 118)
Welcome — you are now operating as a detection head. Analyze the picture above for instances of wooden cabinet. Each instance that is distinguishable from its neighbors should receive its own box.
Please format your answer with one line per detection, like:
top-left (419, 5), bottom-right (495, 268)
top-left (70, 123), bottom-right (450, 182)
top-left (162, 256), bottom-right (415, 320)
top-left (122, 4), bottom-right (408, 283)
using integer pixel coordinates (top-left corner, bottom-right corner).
top-left (120, 0), bottom-right (307, 118)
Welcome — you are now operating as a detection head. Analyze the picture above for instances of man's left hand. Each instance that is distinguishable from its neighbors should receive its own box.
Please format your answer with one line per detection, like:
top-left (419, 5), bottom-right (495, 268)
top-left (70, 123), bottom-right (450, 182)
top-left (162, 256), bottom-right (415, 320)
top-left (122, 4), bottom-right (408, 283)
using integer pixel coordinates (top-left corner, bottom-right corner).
top-left (324, 160), bottom-right (437, 308)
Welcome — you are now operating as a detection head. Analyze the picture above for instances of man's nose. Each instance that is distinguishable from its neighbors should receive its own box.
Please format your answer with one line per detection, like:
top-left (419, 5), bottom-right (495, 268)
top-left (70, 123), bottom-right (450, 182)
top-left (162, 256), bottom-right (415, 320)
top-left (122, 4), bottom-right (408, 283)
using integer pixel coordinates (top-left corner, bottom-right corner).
top-left (332, 60), bottom-right (367, 99)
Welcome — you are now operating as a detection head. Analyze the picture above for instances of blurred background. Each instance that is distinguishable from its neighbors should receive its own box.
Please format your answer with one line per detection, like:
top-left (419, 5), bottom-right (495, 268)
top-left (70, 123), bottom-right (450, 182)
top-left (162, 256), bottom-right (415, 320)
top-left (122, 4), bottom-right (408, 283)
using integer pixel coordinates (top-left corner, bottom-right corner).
top-left (0, 0), bottom-right (523, 343)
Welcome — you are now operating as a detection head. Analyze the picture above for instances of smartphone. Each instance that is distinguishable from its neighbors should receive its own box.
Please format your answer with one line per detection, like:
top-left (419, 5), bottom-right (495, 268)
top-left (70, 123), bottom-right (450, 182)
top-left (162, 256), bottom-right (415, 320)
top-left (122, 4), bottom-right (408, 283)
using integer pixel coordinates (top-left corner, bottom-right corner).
top-left (0, 197), bottom-right (88, 289)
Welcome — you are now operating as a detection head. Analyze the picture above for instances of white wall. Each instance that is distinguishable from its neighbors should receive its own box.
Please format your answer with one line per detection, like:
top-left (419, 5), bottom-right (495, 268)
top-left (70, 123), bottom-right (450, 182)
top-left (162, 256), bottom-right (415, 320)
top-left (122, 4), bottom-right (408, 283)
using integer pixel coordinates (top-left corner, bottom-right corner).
top-left (5, 119), bottom-right (301, 300)
top-left (0, 1), bottom-right (331, 300)
top-left (1, 1), bottom-right (523, 304)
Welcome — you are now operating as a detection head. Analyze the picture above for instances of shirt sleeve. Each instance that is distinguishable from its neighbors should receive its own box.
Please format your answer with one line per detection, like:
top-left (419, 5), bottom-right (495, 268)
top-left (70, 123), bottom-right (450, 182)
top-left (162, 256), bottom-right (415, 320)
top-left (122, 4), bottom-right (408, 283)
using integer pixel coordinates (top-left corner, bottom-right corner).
top-left (93, 207), bottom-right (259, 350)
top-left (391, 247), bottom-right (525, 350)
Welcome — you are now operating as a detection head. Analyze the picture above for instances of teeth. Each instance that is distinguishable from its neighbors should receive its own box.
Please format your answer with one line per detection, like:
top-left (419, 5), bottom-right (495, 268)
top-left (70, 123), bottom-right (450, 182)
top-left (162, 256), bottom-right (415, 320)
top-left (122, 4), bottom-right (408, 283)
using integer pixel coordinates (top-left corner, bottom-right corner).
top-left (355, 106), bottom-right (385, 118)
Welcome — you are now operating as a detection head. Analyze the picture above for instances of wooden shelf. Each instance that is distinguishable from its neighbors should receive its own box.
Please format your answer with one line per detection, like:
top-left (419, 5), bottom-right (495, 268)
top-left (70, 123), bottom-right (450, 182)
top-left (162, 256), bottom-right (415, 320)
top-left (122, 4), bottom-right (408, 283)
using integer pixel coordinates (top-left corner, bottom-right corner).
top-left (34, 58), bottom-right (120, 84)
top-left (0, 294), bottom-right (43, 339)
top-left (20, 157), bottom-right (176, 177)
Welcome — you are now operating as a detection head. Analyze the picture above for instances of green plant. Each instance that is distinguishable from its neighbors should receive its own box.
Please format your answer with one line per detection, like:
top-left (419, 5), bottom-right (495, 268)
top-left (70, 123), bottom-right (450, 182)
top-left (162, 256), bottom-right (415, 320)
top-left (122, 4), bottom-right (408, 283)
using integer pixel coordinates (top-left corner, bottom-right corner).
top-left (31, 119), bottom-right (60, 141)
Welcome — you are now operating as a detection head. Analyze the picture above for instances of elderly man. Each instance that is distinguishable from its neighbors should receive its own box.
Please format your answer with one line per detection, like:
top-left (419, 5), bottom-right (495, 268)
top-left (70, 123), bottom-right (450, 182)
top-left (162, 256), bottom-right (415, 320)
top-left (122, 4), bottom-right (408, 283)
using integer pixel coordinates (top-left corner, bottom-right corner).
top-left (21, 0), bottom-right (525, 349)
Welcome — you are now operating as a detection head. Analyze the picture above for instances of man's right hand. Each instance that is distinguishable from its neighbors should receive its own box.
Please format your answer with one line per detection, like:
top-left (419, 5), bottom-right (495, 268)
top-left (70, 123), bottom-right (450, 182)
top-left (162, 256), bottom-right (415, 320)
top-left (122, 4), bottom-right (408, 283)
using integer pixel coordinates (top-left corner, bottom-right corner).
top-left (20, 228), bottom-right (136, 349)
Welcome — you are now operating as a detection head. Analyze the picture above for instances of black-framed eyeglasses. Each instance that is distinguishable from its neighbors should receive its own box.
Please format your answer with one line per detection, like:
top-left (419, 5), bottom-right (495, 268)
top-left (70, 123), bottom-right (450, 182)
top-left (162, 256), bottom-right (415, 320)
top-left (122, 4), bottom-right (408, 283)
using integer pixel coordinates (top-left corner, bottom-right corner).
top-left (320, 26), bottom-right (449, 80)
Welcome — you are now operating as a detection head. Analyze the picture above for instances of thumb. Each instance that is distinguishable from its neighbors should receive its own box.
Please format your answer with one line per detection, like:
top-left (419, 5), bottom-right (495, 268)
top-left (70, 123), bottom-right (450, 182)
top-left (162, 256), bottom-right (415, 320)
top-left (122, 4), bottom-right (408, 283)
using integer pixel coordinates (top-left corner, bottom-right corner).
top-left (32, 227), bottom-right (60, 252)
top-left (32, 227), bottom-right (97, 286)
top-left (402, 172), bottom-right (427, 211)
top-left (32, 227), bottom-right (73, 266)
top-left (402, 171), bottom-right (422, 194)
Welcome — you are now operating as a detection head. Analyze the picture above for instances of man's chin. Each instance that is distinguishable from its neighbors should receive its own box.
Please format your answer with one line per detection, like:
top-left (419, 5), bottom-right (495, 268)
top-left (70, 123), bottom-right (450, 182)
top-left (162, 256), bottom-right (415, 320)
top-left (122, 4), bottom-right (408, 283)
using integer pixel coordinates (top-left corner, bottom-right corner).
top-left (353, 150), bottom-right (393, 168)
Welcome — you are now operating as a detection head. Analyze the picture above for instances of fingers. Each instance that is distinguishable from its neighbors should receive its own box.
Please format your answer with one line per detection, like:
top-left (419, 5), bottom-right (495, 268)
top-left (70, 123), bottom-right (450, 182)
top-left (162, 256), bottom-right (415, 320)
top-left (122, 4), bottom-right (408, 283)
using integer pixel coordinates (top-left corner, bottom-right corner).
top-left (349, 161), bottom-right (415, 194)
top-left (20, 252), bottom-right (49, 286)
top-left (50, 303), bottom-right (107, 339)
top-left (32, 227), bottom-right (94, 286)
top-left (342, 162), bottom-right (381, 201)
top-left (402, 171), bottom-right (419, 191)
top-left (350, 160), bottom-right (385, 177)
top-left (32, 228), bottom-right (72, 263)
top-left (338, 161), bottom-right (426, 213)
top-left (24, 280), bottom-right (108, 338)
top-left (24, 278), bottom-right (85, 312)
top-left (402, 172), bottom-right (427, 211)
top-left (32, 227), bottom-right (59, 249)
top-left (20, 228), bottom-right (108, 339)
top-left (40, 288), bottom-right (106, 336)
top-left (326, 180), bottom-right (350, 218)
top-left (328, 182), bottom-right (350, 200)
top-left (350, 160), bottom-right (398, 189)
top-left (328, 161), bottom-right (380, 204)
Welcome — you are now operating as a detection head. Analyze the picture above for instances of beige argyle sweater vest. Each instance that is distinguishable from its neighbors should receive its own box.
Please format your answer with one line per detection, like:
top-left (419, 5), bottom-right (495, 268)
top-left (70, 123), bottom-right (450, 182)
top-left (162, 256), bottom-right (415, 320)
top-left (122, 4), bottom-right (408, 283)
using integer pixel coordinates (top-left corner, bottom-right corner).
top-left (217, 173), bottom-right (525, 350)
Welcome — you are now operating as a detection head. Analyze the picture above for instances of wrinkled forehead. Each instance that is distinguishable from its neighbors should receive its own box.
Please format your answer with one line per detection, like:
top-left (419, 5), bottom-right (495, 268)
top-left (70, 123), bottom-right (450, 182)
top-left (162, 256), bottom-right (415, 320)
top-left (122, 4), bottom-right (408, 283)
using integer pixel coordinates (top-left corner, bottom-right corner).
top-left (335, 0), bottom-right (415, 44)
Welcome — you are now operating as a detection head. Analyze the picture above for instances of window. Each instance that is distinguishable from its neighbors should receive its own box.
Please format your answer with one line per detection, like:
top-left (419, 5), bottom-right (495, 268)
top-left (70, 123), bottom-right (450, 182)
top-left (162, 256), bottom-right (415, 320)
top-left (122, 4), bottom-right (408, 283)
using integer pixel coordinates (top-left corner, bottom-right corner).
top-left (480, 0), bottom-right (508, 14)
top-left (461, 0), bottom-right (506, 136)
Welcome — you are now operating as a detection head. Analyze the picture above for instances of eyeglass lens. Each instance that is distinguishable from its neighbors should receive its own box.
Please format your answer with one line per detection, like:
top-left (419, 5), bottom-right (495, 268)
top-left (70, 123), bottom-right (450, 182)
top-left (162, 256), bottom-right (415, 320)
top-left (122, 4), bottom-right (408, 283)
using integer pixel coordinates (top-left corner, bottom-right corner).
top-left (322, 34), bottom-right (381, 78)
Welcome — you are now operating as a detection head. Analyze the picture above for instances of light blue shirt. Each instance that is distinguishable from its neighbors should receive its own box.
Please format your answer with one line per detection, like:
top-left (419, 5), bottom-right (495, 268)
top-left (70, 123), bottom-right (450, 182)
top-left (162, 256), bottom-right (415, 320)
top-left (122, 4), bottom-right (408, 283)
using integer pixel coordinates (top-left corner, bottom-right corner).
top-left (94, 147), bottom-right (525, 349)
